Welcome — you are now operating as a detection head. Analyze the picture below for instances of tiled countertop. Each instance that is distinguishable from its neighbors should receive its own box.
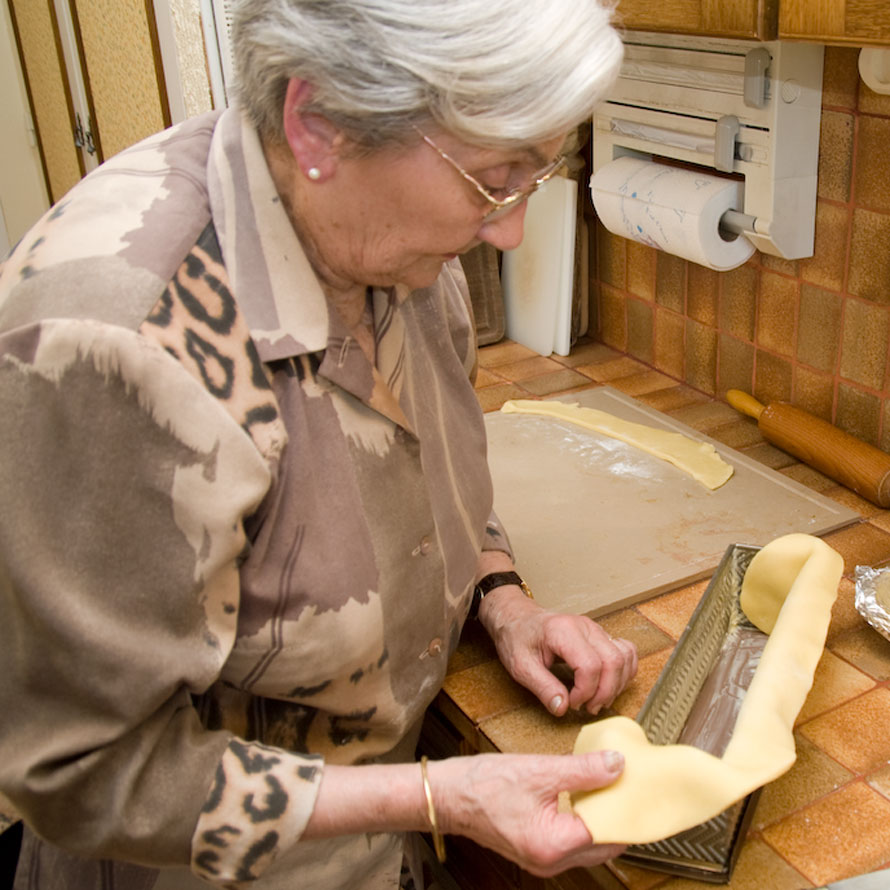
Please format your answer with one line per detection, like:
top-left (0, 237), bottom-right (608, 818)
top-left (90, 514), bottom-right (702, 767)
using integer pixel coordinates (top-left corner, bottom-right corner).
top-left (425, 338), bottom-right (890, 890)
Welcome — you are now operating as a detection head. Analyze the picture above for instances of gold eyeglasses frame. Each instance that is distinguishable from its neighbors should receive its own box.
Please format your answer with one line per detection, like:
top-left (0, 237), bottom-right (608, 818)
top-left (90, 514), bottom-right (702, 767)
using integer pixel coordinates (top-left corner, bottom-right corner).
top-left (415, 128), bottom-right (566, 222)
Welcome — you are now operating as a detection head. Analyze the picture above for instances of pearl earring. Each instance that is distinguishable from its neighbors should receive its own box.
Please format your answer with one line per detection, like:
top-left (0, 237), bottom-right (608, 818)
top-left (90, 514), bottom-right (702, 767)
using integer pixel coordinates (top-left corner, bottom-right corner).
top-left (307, 167), bottom-right (322, 181)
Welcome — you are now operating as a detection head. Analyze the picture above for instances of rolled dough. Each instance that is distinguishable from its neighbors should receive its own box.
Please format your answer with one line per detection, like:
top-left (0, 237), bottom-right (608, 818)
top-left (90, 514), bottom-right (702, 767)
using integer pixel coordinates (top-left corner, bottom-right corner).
top-left (500, 399), bottom-right (733, 490)
top-left (571, 533), bottom-right (843, 844)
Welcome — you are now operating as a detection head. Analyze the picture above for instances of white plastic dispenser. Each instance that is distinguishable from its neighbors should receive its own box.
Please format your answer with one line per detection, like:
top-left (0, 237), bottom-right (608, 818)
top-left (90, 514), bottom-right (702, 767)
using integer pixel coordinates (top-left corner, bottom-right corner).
top-left (590, 32), bottom-right (824, 271)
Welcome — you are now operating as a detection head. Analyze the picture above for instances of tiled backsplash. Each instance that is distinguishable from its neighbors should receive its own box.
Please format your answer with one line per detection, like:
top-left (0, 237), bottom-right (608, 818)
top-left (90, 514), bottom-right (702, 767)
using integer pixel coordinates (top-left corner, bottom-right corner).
top-left (592, 46), bottom-right (890, 451)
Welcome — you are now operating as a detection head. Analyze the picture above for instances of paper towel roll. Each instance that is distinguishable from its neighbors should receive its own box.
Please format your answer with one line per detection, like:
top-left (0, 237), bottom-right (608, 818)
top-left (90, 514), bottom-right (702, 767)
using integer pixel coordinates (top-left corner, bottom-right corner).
top-left (590, 156), bottom-right (756, 271)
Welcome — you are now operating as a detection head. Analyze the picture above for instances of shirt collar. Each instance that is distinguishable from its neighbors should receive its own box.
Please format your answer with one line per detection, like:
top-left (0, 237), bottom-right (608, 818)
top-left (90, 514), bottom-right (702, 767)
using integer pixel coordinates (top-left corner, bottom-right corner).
top-left (207, 106), bottom-right (329, 362)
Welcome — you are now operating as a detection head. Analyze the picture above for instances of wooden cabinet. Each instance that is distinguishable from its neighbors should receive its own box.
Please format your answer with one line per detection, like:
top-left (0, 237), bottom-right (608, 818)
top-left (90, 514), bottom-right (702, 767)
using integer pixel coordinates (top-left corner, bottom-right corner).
top-left (779, 0), bottom-right (890, 44)
top-left (7, 0), bottom-right (170, 204)
top-left (614, 0), bottom-right (778, 41)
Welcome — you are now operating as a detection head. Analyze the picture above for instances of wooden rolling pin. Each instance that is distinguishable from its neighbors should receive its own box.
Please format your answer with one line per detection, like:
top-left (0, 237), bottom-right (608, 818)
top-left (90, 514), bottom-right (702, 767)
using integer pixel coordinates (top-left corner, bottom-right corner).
top-left (727, 389), bottom-right (890, 507)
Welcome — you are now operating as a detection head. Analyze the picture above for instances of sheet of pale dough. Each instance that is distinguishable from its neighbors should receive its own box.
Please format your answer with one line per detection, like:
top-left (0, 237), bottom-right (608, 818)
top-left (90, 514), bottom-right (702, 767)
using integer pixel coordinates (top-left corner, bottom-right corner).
top-left (571, 533), bottom-right (843, 844)
top-left (500, 399), bottom-right (733, 490)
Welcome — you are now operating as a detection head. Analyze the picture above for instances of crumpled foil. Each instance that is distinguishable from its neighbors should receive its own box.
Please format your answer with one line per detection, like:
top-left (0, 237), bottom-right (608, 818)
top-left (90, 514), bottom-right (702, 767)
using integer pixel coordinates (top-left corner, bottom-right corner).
top-left (854, 565), bottom-right (890, 642)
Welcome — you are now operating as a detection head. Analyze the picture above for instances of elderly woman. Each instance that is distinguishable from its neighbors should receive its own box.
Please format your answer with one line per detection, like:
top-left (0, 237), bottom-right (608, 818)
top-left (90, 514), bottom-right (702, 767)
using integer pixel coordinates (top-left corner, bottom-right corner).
top-left (0, 0), bottom-right (636, 887)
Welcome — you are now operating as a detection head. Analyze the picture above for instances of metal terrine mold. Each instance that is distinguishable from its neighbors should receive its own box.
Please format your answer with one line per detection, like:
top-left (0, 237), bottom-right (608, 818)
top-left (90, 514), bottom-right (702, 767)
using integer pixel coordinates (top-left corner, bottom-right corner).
top-left (618, 543), bottom-right (766, 884)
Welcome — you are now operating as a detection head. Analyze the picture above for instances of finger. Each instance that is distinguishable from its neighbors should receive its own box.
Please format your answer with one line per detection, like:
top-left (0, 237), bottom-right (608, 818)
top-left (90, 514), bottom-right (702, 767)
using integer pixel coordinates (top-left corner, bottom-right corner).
top-left (522, 660), bottom-right (572, 716)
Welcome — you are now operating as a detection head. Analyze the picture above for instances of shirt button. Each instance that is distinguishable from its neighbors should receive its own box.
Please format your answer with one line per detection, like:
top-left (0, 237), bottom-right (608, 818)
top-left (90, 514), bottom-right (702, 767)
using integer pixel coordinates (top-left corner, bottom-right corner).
top-left (427, 638), bottom-right (443, 657)
top-left (419, 535), bottom-right (433, 555)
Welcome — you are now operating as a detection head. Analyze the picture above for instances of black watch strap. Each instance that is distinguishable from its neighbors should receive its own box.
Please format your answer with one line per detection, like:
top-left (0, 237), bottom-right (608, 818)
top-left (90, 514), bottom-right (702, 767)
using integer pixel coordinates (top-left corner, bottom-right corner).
top-left (469, 571), bottom-right (533, 619)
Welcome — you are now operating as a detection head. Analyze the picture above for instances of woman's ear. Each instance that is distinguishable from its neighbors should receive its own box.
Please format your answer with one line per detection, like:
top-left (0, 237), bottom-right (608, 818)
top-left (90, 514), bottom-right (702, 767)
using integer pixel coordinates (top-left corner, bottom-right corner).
top-left (281, 78), bottom-right (342, 182)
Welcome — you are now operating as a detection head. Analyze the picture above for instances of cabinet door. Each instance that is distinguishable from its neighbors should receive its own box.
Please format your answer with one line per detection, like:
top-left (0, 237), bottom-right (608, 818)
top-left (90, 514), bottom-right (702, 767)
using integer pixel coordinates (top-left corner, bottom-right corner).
top-left (779, 0), bottom-right (890, 44)
top-left (7, 0), bottom-right (83, 204)
top-left (71, 0), bottom-right (169, 161)
top-left (614, 0), bottom-right (777, 40)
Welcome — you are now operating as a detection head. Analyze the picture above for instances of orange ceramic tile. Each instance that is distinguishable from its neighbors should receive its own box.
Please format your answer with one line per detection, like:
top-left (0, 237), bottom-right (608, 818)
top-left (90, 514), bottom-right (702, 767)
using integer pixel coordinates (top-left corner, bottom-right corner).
top-left (823, 485), bottom-right (883, 518)
top-left (653, 308), bottom-right (686, 381)
top-left (594, 608), bottom-right (674, 659)
top-left (476, 382), bottom-right (532, 413)
top-left (719, 263), bottom-right (758, 342)
top-left (598, 224), bottom-right (627, 290)
top-left (779, 461), bottom-right (836, 492)
top-left (446, 618), bottom-right (498, 676)
top-left (605, 370), bottom-right (678, 399)
top-left (757, 271), bottom-right (798, 357)
top-left (824, 521), bottom-right (890, 574)
top-left (478, 701), bottom-right (593, 756)
top-left (667, 400), bottom-right (740, 434)
top-left (606, 858), bottom-right (671, 890)
top-left (800, 687), bottom-right (890, 774)
top-left (827, 576), bottom-right (869, 641)
top-left (800, 200), bottom-right (849, 294)
top-left (840, 298), bottom-right (890, 391)
top-left (829, 624), bottom-right (890, 681)
top-left (848, 208), bottom-right (890, 306)
top-left (795, 649), bottom-right (875, 724)
top-left (478, 339), bottom-right (539, 368)
top-left (633, 384), bottom-right (708, 414)
top-left (575, 355), bottom-right (649, 384)
top-left (627, 240), bottom-right (656, 302)
top-left (626, 298), bottom-right (654, 365)
top-left (797, 283), bottom-right (842, 374)
top-left (654, 252), bottom-right (686, 313)
top-left (519, 368), bottom-right (596, 397)
top-left (855, 115), bottom-right (890, 213)
top-left (494, 354), bottom-right (567, 381)
top-left (753, 349), bottom-right (793, 405)
top-left (442, 659), bottom-right (539, 725)
top-left (705, 418), bottom-right (764, 450)
top-left (635, 580), bottom-right (708, 640)
top-left (761, 253), bottom-right (799, 278)
top-left (716, 333), bottom-right (755, 400)
top-left (867, 511), bottom-right (890, 535)
top-left (474, 365), bottom-right (504, 388)
top-left (867, 762), bottom-right (890, 800)
top-left (659, 838), bottom-right (812, 890)
top-left (610, 648), bottom-right (671, 718)
top-left (821, 45), bottom-right (860, 110)
top-left (836, 382), bottom-right (882, 447)
top-left (793, 365), bottom-right (835, 422)
top-left (751, 734), bottom-right (853, 831)
top-left (687, 263), bottom-right (719, 327)
top-left (600, 284), bottom-right (628, 352)
top-left (817, 110), bottom-right (855, 203)
top-left (737, 441), bottom-right (796, 471)
top-left (761, 781), bottom-right (890, 887)
top-left (552, 340), bottom-right (621, 369)
top-left (684, 318), bottom-right (717, 396)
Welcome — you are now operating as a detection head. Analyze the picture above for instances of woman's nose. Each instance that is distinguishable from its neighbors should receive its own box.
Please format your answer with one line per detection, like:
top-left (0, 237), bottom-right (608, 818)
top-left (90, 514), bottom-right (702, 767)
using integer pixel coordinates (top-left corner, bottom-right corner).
top-left (476, 201), bottom-right (528, 251)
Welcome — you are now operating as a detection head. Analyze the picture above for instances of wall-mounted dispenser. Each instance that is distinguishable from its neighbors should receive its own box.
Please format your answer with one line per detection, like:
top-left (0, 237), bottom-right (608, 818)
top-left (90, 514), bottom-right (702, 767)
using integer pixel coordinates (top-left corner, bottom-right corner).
top-left (590, 32), bottom-right (824, 271)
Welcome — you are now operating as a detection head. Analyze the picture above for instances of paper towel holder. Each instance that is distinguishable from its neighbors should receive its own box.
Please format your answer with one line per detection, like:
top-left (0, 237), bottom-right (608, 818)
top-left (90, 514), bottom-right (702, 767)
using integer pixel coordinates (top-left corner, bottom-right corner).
top-left (591, 32), bottom-right (824, 261)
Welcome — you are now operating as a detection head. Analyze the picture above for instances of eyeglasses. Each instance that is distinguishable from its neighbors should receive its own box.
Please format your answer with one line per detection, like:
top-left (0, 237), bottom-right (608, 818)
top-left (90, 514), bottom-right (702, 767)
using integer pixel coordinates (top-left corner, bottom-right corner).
top-left (416, 129), bottom-right (566, 222)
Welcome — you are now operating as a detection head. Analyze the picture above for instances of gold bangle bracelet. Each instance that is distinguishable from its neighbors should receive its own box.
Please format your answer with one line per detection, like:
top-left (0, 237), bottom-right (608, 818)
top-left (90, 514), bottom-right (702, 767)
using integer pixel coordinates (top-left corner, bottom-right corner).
top-left (420, 755), bottom-right (446, 863)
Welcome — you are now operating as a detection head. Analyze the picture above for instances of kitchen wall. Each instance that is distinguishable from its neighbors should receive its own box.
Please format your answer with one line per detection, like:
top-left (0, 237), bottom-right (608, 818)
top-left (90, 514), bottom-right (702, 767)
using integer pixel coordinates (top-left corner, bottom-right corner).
top-left (592, 46), bottom-right (890, 451)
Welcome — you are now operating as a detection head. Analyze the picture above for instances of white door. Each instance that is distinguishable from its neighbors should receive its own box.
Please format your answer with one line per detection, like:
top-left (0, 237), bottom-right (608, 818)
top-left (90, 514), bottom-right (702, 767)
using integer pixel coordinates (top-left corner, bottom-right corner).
top-left (0, 0), bottom-right (49, 255)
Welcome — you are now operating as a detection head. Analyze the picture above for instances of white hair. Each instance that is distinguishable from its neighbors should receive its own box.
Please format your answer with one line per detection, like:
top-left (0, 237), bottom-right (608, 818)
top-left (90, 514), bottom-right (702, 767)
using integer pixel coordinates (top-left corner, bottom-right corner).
top-left (231, 0), bottom-right (623, 149)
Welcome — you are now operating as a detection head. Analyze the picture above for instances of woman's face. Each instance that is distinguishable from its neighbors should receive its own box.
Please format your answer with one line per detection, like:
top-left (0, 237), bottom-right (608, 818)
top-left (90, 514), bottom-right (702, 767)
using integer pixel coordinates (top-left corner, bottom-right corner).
top-left (312, 129), bottom-right (567, 292)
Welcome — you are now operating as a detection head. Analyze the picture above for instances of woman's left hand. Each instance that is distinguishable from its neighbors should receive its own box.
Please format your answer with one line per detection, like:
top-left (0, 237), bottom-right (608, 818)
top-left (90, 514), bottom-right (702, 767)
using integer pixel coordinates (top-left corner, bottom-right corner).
top-left (478, 585), bottom-right (638, 717)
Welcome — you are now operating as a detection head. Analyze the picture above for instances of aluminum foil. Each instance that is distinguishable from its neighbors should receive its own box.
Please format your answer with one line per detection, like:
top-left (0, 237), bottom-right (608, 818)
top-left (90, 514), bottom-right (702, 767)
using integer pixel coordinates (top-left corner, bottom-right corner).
top-left (854, 565), bottom-right (890, 642)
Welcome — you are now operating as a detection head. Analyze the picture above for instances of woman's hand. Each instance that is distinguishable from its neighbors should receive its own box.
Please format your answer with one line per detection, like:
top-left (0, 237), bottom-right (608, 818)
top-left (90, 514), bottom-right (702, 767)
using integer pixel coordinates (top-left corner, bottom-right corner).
top-left (478, 583), bottom-right (638, 717)
top-left (430, 750), bottom-right (627, 876)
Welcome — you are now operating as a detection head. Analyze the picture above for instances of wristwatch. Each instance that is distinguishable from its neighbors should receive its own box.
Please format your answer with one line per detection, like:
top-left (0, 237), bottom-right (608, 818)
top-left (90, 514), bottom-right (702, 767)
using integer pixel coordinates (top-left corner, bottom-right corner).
top-left (469, 570), bottom-right (534, 619)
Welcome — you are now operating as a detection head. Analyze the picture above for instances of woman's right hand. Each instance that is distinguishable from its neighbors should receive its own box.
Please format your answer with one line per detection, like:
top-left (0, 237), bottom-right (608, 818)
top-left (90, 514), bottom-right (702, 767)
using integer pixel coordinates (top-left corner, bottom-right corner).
top-left (428, 749), bottom-right (626, 877)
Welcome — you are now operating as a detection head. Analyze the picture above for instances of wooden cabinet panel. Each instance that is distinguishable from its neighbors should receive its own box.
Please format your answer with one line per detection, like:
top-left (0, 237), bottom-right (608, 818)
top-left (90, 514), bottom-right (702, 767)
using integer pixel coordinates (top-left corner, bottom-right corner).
top-left (779, 0), bottom-right (890, 43)
top-left (7, 0), bottom-right (83, 203)
top-left (614, 0), bottom-right (777, 40)
top-left (73, 0), bottom-right (169, 160)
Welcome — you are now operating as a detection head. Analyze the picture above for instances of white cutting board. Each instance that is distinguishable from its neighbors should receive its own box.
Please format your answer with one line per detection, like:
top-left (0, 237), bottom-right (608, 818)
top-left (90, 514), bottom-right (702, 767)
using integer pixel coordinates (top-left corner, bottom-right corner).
top-left (501, 176), bottom-right (577, 356)
top-left (485, 388), bottom-right (859, 616)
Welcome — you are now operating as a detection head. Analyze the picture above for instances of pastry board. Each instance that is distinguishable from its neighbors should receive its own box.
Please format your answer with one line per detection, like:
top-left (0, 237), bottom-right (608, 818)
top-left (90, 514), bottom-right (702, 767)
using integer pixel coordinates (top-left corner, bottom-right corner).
top-left (485, 387), bottom-right (858, 616)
